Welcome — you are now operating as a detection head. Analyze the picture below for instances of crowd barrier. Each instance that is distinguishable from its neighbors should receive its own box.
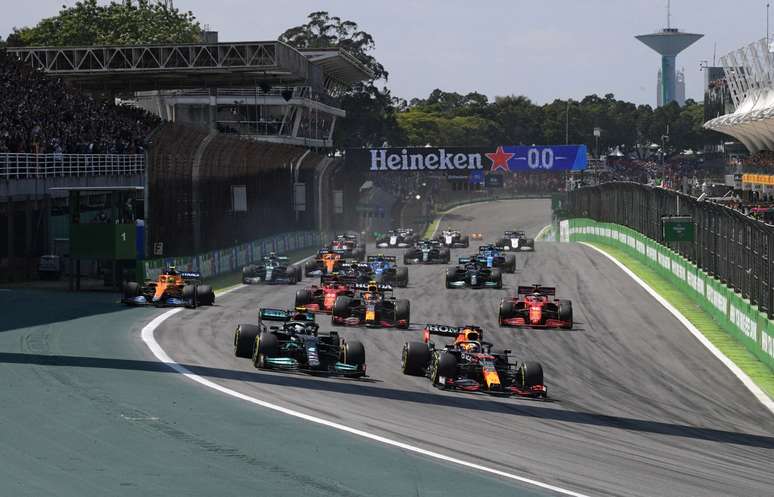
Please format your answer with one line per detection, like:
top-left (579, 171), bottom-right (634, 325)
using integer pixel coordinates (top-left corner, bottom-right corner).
top-left (563, 218), bottom-right (774, 370)
top-left (142, 230), bottom-right (323, 281)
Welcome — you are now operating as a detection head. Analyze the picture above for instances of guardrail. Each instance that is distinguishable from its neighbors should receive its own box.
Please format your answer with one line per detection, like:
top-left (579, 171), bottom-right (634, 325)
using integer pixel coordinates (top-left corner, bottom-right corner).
top-left (0, 154), bottom-right (145, 179)
top-left (142, 230), bottom-right (324, 281)
top-left (564, 218), bottom-right (774, 370)
top-left (568, 182), bottom-right (774, 317)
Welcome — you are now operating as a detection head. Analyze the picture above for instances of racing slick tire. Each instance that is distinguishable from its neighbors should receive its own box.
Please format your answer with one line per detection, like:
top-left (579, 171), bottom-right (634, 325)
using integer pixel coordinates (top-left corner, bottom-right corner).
top-left (491, 268), bottom-right (503, 289)
top-left (496, 238), bottom-right (509, 251)
top-left (440, 248), bottom-right (451, 264)
top-left (460, 236), bottom-right (469, 248)
top-left (558, 300), bottom-right (573, 329)
top-left (518, 361), bottom-right (544, 389)
top-left (341, 340), bottom-right (366, 372)
top-left (445, 267), bottom-right (458, 289)
top-left (242, 265), bottom-right (258, 283)
top-left (394, 299), bottom-right (410, 328)
top-left (253, 332), bottom-right (280, 369)
top-left (401, 341), bottom-right (431, 376)
top-left (196, 285), bottom-right (215, 306)
top-left (403, 252), bottom-right (415, 265)
top-left (505, 255), bottom-right (516, 273)
top-left (182, 284), bottom-right (197, 308)
top-left (395, 266), bottom-right (409, 288)
top-left (332, 295), bottom-right (353, 319)
top-left (498, 300), bottom-right (515, 325)
top-left (304, 260), bottom-right (317, 277)
top-left (123, 281), bottom-right (141, 299)
top-left (295, 288), bottom-right (313, 307)
top-left (431, 352), bottom-right (458, 386)
top-left (284, 267), bottom-right (298, 284)
top-left (234, 324), bottom-right (261, 358)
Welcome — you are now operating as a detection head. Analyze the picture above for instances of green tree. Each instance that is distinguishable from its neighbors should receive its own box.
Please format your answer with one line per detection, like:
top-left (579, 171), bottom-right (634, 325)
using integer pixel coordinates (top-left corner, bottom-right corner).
top-left (12, 0), bottom-right (201, 46)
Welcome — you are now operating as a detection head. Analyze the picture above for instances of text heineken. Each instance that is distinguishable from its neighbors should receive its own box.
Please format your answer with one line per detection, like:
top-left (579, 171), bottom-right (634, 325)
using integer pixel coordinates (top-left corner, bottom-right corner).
top-left (369, 148), bottom-right (483, 171)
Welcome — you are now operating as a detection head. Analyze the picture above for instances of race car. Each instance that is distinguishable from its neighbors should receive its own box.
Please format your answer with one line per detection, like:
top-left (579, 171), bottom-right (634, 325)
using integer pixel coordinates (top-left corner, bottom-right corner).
top-left (498, 284), bottom-right (573, 329)
top-left (495, 230), bottom-right (535, 252)
top-left (329, 234), bottom-right (366, 261)
top-left (466, 245), bottom-right (516, 273)
top-left (363, 254), bottom-right (409, 287)
top-left (122, 266), bottom-right (215, 307)
top-left (375, 228), bottom-right (418, 248)
top-left (242, 253), bottom-right (302, 284)
top-left (436, 228), bottom-right (469, 248)
top-left (400, 324), bottom-right (547, 398)
top-left (332, 281), bottom-right (410, 328)
top-left (294, 274), bottom-right (356, 314)
top-left (233, 307), bottom-right (366, 377)
top-left (304, 249), bottom-right (347, 277)
top-left (445, 259), bottom-right (502, 289)
top-left (403, 240), bottom-right (451, 265)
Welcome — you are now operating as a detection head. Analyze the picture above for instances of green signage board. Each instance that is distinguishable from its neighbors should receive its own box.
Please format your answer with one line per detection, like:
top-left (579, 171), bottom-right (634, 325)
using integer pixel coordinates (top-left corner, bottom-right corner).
top-left (662, 216), bottom-right (695, 242)
top-left (71, 224), bottom-right (137, 259)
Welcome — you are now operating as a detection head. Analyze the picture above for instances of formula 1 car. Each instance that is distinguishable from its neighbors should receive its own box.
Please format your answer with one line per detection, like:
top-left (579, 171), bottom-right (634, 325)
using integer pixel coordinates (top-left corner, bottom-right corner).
top-left (332, 281), bottom-right (410, 328)
top-left (376, 228), bottom-right (418, 248)
top-left (445, 259), bottom-right (502, 289)
top-left (403, 240), bottom-right (451, 265)
top-left (468, 245), bottom-right (516, 273)
top-left (304, 249), bottom-right (347, 277)
top-left (294, 274), bottom-right (356, 314)
top-left (122, 266), bottom-right (215, 307)
top-left (363, 255), bottom-right (409, 287)
top-left (498, 284), bottom-right (572, 329)
top-left (436, 228), bottom-right (469, 248)
top-left (242, 253), bottom-right (302, 284)
top-left (495, 230), bottom-right (535, 252)
top-left (400, 324), bottom-right (547, 398)
top-left (330, 234), bottom-right (366, 261)
top-left (233, 308), bottom-right (366, 377)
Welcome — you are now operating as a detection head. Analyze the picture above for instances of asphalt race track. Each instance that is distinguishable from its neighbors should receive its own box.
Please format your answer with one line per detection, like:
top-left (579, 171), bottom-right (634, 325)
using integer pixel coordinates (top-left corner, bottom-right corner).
top-left (2, 198), bottom-right (772, 497)
top-left (155, 199), bottom-right (774, 497)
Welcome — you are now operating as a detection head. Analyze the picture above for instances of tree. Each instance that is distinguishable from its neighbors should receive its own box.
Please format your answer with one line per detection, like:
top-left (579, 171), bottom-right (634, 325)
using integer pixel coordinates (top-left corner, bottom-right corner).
top-left (12, 0), bottom-right (201, 46)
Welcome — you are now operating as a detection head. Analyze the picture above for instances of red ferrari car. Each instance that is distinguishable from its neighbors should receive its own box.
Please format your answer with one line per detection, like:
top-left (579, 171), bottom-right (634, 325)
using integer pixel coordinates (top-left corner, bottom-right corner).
top-left (294, 274), bottom-right (355, 314)
top-left (498, 284), bottom-right (573, 329)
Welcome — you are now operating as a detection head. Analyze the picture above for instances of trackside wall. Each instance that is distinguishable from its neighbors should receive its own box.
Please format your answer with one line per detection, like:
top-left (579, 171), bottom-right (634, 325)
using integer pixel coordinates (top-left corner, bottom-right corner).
top-left (562, 218), bottom-right (774, 371)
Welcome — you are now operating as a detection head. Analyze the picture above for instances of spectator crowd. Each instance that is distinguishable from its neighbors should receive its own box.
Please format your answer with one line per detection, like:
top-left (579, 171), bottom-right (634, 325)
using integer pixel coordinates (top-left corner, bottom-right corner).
top-left (0, 50), bottom-right (159, 155)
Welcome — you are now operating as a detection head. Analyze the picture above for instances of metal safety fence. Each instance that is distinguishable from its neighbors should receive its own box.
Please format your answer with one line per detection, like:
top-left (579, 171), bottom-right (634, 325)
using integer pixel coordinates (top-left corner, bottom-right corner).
top-left (568, 182), bottom-right (774, 317)
top-left (0, 153), bottom-right (145, 179)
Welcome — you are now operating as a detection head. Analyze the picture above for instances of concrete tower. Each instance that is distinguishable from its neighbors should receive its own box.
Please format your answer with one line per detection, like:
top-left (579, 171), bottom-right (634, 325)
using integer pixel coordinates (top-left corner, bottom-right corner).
top-left (636, 1), bottom-right (702, 107)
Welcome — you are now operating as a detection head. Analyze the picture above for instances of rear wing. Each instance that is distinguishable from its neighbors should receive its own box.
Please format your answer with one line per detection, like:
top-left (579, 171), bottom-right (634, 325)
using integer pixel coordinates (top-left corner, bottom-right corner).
top-left (259, 308), bottom-right (316, 323)
top-left (504, 230), bottom-right (526, 237)
top-left (367, 255), bottom-right (397, 263)
top-left (320, 274), bottom-right (356, 285)
top-left (179, 271), bottom-right (201, 281)
top-left (423, 324), bottom-right (483, 342)
top-left (517, 285), bottom-right (556, 296)
top-left (353, 282), bottom-right (393, 293)
top-left (478, 245), bottom-right (498, 252)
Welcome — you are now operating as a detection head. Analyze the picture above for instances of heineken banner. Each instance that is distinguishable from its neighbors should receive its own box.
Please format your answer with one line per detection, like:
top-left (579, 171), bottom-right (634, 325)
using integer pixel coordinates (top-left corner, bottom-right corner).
top-left (348, 145), bottom-right (588, 173)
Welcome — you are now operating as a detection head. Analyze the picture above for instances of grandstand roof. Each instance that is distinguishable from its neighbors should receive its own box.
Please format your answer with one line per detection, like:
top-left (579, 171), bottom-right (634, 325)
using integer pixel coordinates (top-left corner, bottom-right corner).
top-left (298, 48), bottom-right (374, 84)
top-left (8, 41), bottom-right (327, 92)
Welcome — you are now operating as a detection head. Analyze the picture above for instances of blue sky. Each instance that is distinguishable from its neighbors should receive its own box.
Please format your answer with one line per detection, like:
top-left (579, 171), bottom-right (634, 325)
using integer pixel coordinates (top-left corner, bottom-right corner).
top-left (3, 1), bottom-right (768, 106)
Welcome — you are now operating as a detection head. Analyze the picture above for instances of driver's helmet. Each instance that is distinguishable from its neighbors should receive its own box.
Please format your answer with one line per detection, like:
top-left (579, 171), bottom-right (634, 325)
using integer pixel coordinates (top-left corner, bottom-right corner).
top-left (165, 265), bottom-right (178, 275)
top-left (367, 281), bottom-right (379, 293)
top-left (287, 322), bottom-right (308, 335)
top-left (460, 342), bottom-right (480, 353)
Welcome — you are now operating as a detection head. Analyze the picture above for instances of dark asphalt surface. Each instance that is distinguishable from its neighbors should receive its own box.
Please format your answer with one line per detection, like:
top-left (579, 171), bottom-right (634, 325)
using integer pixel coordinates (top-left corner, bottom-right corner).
top-left (156, 199), bottom-right (774, 497)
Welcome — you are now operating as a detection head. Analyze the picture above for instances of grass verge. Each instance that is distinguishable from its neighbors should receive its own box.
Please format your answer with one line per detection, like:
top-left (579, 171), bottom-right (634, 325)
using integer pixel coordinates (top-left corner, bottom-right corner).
top-left (588, 241), bottom-right (774, 399)
top-left (204, 247), bottom-right (318, 294)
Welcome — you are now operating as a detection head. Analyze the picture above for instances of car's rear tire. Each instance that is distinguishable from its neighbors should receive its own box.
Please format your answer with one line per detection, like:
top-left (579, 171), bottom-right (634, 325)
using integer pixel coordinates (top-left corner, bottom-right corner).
top-left (295, 288), bottom-right (312, 307)
top-left (518, 361), bottom-right (543, 388)
top-left (431, 352), bottom-right (457, 385)
top-left (332, 295), bottom-right (352, 318)
top-left (440, 248), bottom-right (451, 264)
top-left (558, 300), bottom-right (573, 329)
top-left (505, 255), bottom-right (516, 273)
top-left (182, 284), bottom-right (197, 308)
top-left (123, 281), bottom-right (140, 299)
top-left (491, 268), bottom-right (503, 289)
top-left (234, 324), bottom-right (261, 358)
top-left (445, 267), bottom-right (457, 289)
top-left (460, 236), bottom-right (469, 248)
top-left (196, 284), bottom-right (214, 306)
top-left (341, 340), bottom-right (365, 370)
top-left (253, 332), bottom-right (280, 369)
top-left (394, 299), bottom-right (410, 328)
top-left (499, 300), bottom-right (515, 325)
top-left (304, 260), bottom-right (317, 277)
top-left (396, 266), bottom-right (409, 287)
top-left (402, 341), bottom-right (430, 376)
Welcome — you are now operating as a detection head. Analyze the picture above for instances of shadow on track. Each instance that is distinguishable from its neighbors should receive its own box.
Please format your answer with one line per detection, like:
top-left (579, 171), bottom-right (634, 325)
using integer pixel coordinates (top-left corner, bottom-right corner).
top-left (1, 351), bottom-right (772, 450)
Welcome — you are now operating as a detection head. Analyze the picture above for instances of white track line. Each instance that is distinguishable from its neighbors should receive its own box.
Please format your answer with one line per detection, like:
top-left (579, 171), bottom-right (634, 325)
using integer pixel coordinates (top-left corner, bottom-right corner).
top-left (581, 242), bottom-right (774, 415)
top-left (140, 263), bottom-right (591, 496)
top-left (535, 224), bottom-right (552, 241)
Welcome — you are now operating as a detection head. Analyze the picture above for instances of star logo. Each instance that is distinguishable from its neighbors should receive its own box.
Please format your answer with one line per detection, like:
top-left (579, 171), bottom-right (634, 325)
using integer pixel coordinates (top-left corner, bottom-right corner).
top-left (485, 146), bottom-right (514, 173)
